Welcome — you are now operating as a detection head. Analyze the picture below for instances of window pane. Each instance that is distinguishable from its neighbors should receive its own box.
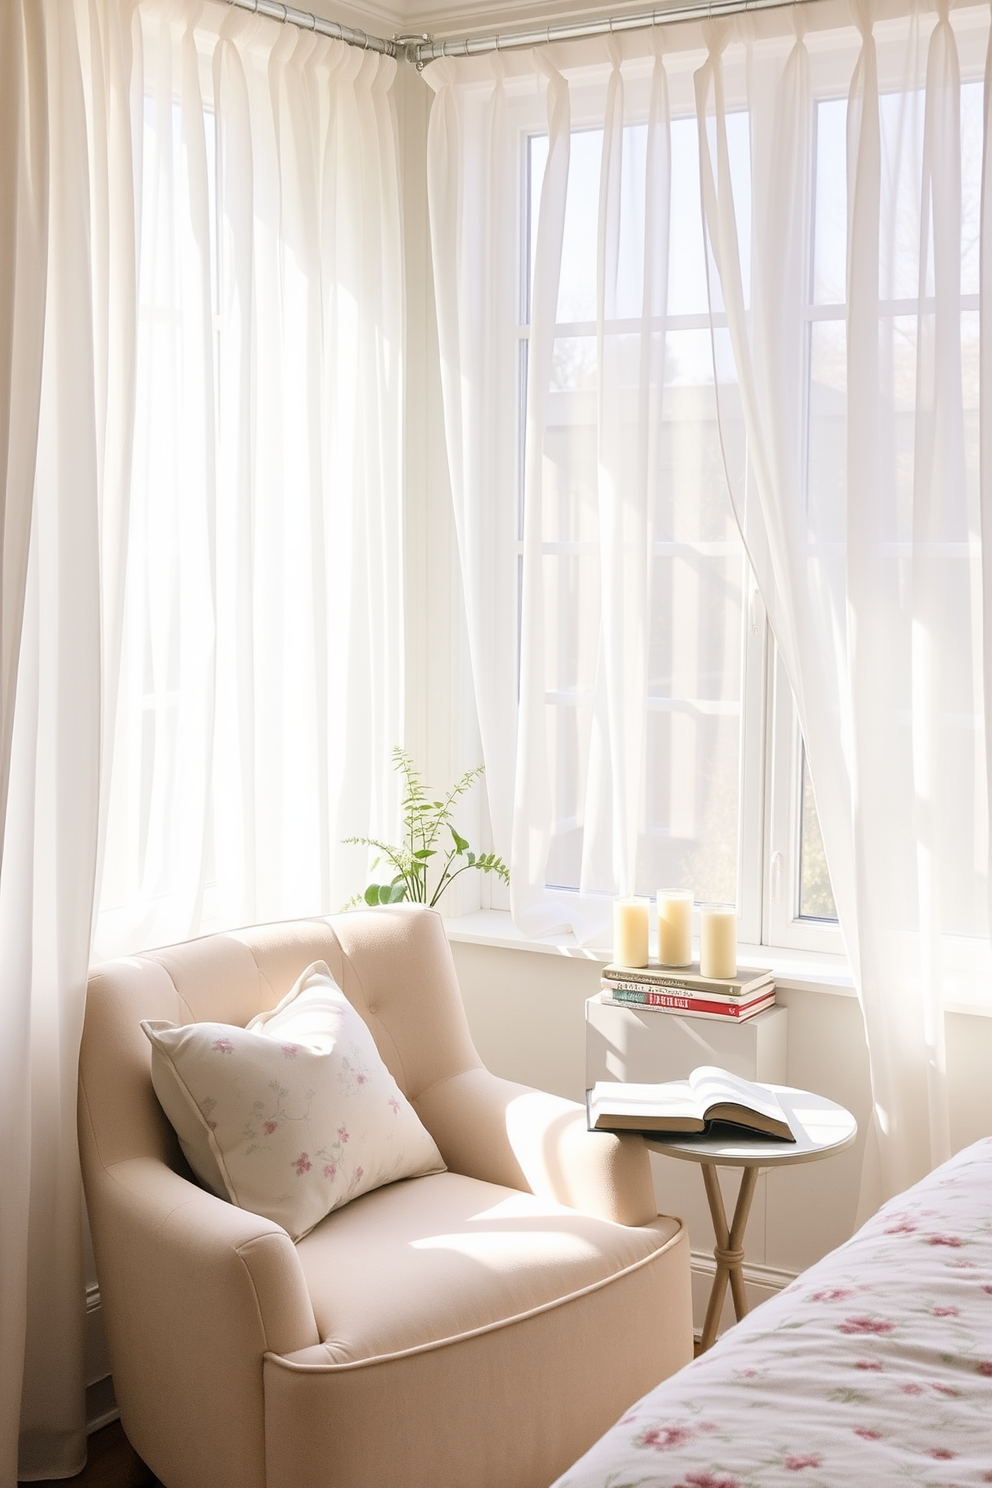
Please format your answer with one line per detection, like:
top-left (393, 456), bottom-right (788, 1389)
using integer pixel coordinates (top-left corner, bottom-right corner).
top-left (670, 113), bottom-right (750, 315)
top-left (557, 129), bottom-right (601, 323)
top-left (669, 117), bottom-right (710, 316)
top-left (545, 700), bottom-right (590, 889)
top-left (649, 550), bottom-right (744, 700)
top-left (550, 335), bottom-right (598, 393)
top-left (542, 551), bottom-right (599, 692)
top-left (643, 707), bottom-right (741, 903)
top-left (962, 81), bottom-right (982, 298)
top-left (529, 108), bottom-right (749, 901)
top-left (813, 98), bottom-right (846, 305)
top-left (879, 87), bottom-right (926, 303)
top-left (799, 749), bottom-right (837, 921)
top-left (807, 319), bottom-right (846, 541)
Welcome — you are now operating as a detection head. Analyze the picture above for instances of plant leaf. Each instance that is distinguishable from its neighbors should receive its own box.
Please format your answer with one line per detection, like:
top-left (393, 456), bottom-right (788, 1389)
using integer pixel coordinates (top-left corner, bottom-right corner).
top-left (347, 753), bottom-right (505, 910)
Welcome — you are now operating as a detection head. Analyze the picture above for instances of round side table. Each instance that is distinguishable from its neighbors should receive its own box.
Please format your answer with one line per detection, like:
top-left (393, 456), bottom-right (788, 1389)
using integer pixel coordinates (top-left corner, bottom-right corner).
top-left (645, 1086), bottom-right (858, 1352)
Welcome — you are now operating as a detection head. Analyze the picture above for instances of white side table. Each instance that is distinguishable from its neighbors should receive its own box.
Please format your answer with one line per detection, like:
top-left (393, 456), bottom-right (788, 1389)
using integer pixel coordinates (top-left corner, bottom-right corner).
top-left (645, 1086), bottom-right (857, 1352)
top-left (586, 992), bottom-right (788, 1087)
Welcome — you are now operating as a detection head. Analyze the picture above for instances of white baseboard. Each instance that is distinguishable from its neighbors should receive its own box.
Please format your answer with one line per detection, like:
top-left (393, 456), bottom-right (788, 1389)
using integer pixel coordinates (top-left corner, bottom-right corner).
top-left (85, 1376), bottom-right (118, 1435)
top-left (689, 1249), bottom-right (796, 1342)
top-left (85, 1285), bottom-right (118, 1433)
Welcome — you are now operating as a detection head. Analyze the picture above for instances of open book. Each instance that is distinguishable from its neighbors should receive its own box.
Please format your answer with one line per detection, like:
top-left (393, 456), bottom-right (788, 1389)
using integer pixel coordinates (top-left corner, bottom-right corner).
top-left (586, 1066), bottom-right (795, 1142)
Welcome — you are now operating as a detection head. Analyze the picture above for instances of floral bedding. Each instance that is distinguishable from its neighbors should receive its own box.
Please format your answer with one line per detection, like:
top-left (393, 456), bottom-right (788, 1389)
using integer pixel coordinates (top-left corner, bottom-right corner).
top-left (553, 1137), bottom-right (992, 1488)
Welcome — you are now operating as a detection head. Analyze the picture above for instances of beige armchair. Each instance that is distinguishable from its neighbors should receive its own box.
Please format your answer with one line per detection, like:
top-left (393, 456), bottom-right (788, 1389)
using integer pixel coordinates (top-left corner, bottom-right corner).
top-left (78, 905), bottom-right (692, 1488)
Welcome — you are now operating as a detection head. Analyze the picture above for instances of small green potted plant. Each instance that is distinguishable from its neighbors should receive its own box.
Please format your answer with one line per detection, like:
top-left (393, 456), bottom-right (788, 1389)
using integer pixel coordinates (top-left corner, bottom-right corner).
top-left (346, 747), bottom-right (509, 908)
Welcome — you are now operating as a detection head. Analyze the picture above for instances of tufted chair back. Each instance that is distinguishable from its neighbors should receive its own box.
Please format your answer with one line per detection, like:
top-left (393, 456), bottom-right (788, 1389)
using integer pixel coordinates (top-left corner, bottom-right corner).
top-left (80, 905), bottom-right (481, 1175)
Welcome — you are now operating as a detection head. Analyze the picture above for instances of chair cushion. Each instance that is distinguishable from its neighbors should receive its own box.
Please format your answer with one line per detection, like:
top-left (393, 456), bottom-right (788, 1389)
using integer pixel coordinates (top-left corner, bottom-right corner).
top-left (141, 961), bottom-right (444, 1240)
top-left (293, 1169), bottom-right (683, 1364)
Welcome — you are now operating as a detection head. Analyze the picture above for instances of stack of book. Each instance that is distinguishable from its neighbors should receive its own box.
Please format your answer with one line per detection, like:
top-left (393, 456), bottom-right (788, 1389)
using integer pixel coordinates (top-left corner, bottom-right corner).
top-left (600, 960), bottom-right (775, 1022)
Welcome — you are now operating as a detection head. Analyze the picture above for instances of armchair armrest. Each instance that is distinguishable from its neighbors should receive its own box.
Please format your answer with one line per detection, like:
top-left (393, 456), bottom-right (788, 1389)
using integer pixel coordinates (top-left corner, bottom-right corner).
top-left (413, 1067), bottom-right (659, 1226)
top-left (92, 1156), bottom-right (320, 1354)
top-left (86, 1156), bottom-right (320, 1487)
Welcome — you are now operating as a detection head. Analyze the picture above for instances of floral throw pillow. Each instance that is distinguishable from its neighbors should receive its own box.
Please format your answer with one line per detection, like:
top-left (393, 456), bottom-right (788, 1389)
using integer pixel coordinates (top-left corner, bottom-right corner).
top-left (141, 960), bottom-right (445, 1241)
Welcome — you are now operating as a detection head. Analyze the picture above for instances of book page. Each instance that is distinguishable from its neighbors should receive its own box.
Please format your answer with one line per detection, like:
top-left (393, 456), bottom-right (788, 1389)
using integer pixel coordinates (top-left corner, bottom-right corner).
top-left (688, 1066), bottom-right (787, 1123)
top-left (591, 1080), bottom-right (697, 1114)
top-left (586, 1079), bottom-right (709, 1132)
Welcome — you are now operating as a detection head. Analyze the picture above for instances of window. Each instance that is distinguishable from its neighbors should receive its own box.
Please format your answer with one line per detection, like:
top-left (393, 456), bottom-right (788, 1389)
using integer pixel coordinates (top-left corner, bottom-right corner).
top-left (498, 22), bottom-right (991, 966)
top-left (524, 121), bottom-right (752, 903)
top-left (519, 103), bottom-right (838, 950)
top-left (430, 23), bottom-right (991, 990)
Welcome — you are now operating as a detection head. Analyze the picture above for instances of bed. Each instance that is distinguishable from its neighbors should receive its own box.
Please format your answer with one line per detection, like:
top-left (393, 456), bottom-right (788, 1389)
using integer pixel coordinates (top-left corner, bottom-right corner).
top-left (552, 1136), bottom-right (992, 1487)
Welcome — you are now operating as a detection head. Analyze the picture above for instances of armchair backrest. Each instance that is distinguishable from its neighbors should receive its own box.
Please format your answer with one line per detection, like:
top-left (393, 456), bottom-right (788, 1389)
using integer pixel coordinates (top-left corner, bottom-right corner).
top-left (79, 905), bottom-right (483, 1174)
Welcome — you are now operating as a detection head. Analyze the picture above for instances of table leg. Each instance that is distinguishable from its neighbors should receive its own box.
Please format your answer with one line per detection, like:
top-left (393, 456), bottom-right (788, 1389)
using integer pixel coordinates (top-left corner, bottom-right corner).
top-left (698, 1163), bottom-right (759, 1353)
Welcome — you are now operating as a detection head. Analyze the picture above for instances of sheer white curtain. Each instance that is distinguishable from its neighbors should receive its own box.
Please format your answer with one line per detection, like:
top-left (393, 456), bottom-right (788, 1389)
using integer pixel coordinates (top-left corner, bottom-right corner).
top-left (0, 3), bottom-right (47, 851)
top-left (428, 43), bottom-right (658, 943)
top-left (0, 1), bottom-right (403, 1479)
top-left (0, 4), bottom-right (119, 1479)
top-left (426, 55), bottom-right (531, 921)
top-left (427, 37), bottom-right (745, 941)
top-left (695, 0), bottom-right (990, 1206)
top-left (94, 2), bottom-right (404, 956)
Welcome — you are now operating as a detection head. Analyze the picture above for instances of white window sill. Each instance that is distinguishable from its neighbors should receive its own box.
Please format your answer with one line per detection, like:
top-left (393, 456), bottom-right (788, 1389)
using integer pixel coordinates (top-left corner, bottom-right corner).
top-left (443, 909), bottom-right (857, 998)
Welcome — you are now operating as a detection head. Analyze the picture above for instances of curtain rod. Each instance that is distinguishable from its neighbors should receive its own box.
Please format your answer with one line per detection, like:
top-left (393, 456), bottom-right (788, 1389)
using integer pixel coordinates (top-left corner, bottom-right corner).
top-left (411, 0), bottom-right (809, 66)
top-left (226, 0), bottom-right (399, 56)
top-left (226, 0), bottom-right (810, 67)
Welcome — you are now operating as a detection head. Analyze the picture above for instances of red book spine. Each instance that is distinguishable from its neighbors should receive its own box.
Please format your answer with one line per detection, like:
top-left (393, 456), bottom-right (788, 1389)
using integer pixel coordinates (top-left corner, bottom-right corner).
top-left (604, 989), bottom-right (774, 1020)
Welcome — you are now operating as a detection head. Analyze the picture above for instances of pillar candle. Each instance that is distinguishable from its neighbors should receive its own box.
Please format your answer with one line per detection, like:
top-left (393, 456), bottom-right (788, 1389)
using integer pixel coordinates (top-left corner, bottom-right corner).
top-left (613, 898), bottom-right (650, 968)
top-left (699, 904), bottom-right (737, 980)
top-left (656, 889), bottom-right (693, 967)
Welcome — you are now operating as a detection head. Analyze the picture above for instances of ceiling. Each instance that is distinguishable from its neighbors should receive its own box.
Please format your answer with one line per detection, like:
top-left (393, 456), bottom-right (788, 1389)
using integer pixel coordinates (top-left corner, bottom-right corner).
top-left (307, 0), bottom-right (658, 47)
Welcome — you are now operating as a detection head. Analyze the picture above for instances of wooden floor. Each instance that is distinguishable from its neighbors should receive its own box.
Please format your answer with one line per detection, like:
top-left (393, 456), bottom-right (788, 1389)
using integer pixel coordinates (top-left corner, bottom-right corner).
top-left (19, 1422), bottom-right (158, 1488)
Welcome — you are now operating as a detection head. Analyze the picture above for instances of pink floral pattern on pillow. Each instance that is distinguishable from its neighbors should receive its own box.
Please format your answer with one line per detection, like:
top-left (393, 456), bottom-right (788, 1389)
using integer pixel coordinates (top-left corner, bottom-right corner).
top-left (553, 1137), bottom-right (992, 1488)
top-left (142, 961), bottom-right (444, 1240)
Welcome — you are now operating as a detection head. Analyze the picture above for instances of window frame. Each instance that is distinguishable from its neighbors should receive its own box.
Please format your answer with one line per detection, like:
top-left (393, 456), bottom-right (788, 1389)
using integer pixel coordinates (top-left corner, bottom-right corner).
top-left (764, 644), bottom-right (845, 955)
